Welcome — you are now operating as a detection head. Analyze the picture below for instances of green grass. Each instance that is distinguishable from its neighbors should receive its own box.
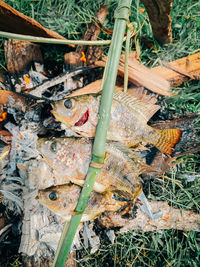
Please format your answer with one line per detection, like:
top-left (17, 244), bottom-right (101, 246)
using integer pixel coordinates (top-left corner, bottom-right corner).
top-left (1, 0), bottom-right (200, 266)
top-left (77, 230), bottom-right (200, 267)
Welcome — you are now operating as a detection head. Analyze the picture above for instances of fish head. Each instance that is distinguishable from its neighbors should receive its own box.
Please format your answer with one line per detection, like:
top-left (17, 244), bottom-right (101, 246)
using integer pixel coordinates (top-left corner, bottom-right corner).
top-left (36, 137), bottom-right (92, 180)
top-left (51, 94), bottom-right (99, 137)
top-left (36, 184), bottom-right (81, 219)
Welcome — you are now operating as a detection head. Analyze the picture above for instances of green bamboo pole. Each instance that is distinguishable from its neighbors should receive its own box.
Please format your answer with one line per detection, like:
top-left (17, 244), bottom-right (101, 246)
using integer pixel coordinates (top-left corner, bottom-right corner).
top-left (0, 31), bottom-right (111, 45)
top-left (52, 1), bottom-right (132, 266)
top-left (124, 23), bottom-right (132, 93)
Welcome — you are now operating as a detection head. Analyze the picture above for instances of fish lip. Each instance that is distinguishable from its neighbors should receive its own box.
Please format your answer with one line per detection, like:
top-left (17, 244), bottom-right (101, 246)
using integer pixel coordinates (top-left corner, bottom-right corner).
top-left (51, 111), bottom-right (71, 127)
top-left (74, 109), bottom-right (89, 127)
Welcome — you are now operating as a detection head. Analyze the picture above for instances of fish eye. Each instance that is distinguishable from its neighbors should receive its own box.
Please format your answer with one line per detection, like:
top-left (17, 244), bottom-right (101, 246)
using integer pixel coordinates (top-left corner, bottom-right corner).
top-left (64, 99), bottom-right (72, 109)
top-left (49, 191), bottom-right (57, 201)
top-left (50, 141), bottom-right (57, 152)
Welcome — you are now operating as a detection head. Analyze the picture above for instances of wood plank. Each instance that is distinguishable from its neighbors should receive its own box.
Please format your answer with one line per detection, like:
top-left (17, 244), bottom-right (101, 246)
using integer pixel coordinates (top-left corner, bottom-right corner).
top-left (96, 52), bottom-right (173, 96)
top-left (152, 52), bottom-right (200, 86)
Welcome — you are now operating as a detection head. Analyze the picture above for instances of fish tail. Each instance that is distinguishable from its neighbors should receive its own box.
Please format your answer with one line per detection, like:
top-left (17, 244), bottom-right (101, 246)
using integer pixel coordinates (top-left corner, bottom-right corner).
top-left (155, 129), bottom-right (182, 154)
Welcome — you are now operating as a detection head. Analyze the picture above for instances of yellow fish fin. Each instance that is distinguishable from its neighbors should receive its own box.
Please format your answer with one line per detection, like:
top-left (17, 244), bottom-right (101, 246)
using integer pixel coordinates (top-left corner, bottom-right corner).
top-left (154, 129), bottom-right (182, 155)
top-left (113, 91), bottom-right (160, 122)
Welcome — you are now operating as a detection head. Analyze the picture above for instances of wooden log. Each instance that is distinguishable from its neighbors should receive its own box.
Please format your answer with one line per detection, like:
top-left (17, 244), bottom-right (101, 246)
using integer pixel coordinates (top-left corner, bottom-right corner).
top-left (141, 0), bottom-right (174, 44)
top-left (118, 53), bottom-right (172, 95)
top-left (99, 201), bottom-right (200, 232)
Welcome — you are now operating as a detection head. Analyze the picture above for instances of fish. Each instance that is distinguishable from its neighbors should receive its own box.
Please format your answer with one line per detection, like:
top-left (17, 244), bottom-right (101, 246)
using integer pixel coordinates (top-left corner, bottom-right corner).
top-left (36, 184), bottom-right (129, 222)
top-left (51, 90), bottom-right (181, 154)
top-left (36, 137), bottom-right (153, 199)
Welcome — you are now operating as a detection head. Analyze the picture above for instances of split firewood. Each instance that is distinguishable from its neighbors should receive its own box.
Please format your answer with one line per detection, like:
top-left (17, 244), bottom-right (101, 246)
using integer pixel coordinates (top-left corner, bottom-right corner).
top-left (0, 1), bottom-right (73, 46)
top-left (99, 201), bottom-right (200, 232)
top-left (152, 52), bottom-right (200, 86)
top-left (4, 40), bottom-right (43, 74)
top-left (64, 5), bottom-right (108, 67)
top-left (141, 0), bottom-right (174, 44)
top-left (96, 52), bottom-right (172, 96)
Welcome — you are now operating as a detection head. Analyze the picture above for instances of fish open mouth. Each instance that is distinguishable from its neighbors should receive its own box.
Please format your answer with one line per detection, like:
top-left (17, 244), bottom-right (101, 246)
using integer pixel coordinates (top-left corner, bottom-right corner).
top-left (74, 109), bottom-right (89, 127)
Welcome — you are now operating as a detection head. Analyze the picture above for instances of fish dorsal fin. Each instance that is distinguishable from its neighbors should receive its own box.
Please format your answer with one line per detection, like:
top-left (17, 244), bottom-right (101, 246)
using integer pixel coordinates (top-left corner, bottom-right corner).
top-left (113, 90), bottom-right (160, 122)
top-left (129, 87), bottom-right (158, 105)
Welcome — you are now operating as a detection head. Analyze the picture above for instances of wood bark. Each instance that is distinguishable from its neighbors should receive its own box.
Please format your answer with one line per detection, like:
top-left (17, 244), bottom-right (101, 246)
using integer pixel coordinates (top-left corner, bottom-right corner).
top-left (4, 40), bottom-right (43, 73)
top-left (141, 0), bottom-right (174, 44)
top-left (0, 1), bottom-right (70, 43)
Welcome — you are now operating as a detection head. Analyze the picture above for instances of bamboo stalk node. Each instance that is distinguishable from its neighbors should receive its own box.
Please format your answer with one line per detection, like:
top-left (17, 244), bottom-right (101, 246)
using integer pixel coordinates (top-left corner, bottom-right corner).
top-left (114, 1), bottom-right (131, 20)
top-left (90, 152), bottom-right (110, 168)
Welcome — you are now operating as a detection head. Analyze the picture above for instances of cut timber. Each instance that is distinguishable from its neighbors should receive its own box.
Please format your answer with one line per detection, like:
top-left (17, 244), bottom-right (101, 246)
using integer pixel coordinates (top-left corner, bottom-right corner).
top-left (96, 52), bottom-right (172, 96)
top-left (0, 1), bottom-right (73, 47)
top-left (99, 201), bottom-right (200, 232)
top-left (152, 53), bottom-right (200, 86)
top-left (4, 40), bottom-right (43, 73)
top-left (141, 0), bottom-right (174, 44)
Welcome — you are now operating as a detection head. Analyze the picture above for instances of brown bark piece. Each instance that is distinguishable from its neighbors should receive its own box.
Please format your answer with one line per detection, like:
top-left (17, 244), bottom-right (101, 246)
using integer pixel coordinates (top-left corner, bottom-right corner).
top-left (4, 40), bottom-right (43, 73)
top-left (0, 1), bottom-right (73, 46)
top-left (141, 0), bottom-right (174, 44)
top-left (99, 201), bottom-right (200, 232)
top-left (152, 53), bottom-right (200, 86)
